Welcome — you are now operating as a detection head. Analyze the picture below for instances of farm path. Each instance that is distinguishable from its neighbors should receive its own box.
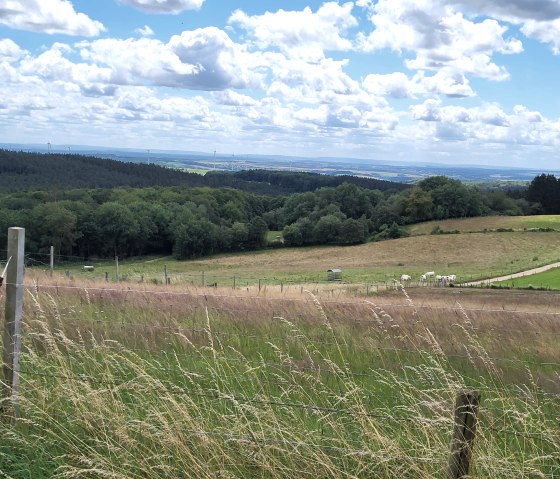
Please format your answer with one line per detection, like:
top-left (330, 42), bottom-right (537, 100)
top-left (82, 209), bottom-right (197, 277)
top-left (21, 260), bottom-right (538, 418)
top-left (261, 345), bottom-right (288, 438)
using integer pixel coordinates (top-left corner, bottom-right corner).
top-left (464, 261), bottom-right (560, 285)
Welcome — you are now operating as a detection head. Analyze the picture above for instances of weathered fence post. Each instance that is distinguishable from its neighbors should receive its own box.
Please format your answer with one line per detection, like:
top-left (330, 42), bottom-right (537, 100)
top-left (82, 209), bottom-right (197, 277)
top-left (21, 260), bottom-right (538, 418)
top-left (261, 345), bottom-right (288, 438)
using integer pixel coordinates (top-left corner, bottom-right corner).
top-left (258, 279), bottom-right (262, 292)
top-left (2, 227), bottom-right (25, 424)
top-left (233, 275), bottom-right (236, 290)
top-left (164, 265), bottom-right (168, 285)
top-left (115, 256), bottom-right (119, 282)
top-left (448, 389), bottom-right (480, 479)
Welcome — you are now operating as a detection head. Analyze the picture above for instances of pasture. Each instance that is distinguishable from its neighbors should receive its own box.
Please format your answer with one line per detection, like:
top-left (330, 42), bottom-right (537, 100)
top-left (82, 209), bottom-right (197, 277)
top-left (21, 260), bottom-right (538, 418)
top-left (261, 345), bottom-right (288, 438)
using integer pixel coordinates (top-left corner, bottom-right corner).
top-left (409, 215), bottom-right (560, 236)
top-left (51, 231), bottom-right (560, 286)
top-left (495, 266), bottom-right (560, 290)
top-left (1, 274), bottom-right (559, 478)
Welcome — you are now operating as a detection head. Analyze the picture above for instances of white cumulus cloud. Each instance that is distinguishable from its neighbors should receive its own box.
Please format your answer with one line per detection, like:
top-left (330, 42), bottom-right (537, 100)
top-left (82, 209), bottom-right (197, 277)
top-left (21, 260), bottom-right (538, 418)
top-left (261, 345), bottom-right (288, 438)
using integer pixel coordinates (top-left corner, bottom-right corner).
top-left (135, 25), bottom-right (154, 37)
top-left (359, 0), bottom-right (522, 80)
top-left (229, 2), bottom-right (357, 61)
top-left (0, 0), bottom-right (105, 36)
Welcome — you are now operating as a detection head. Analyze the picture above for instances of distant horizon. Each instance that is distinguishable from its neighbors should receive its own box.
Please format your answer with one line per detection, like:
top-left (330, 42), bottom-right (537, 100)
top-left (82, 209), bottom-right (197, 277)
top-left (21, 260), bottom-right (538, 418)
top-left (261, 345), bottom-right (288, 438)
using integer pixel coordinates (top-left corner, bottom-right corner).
top-left (3, 142), bottom-right (560, 181)
top-left (2, 1), bottom-right (560, 170)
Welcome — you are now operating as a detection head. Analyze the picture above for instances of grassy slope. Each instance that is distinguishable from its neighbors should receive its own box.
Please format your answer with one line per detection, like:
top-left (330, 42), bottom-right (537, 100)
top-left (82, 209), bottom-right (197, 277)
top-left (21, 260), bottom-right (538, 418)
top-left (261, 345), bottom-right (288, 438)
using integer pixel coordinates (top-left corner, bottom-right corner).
top-left (409, 215), bottom-right (560, 236)
top-left (64, 231), bottom-right (560, 284)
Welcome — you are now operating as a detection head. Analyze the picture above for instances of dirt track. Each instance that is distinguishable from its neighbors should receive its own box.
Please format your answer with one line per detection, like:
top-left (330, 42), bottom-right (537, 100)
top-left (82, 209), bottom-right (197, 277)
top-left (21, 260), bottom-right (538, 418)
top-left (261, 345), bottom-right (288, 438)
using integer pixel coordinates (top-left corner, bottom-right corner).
top-left (463, 262), bottom-right (560, 286)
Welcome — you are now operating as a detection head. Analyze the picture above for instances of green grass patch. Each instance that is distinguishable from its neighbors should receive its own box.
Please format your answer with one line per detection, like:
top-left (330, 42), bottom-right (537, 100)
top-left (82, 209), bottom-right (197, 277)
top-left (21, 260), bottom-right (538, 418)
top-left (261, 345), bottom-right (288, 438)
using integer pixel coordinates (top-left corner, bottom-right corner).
top-left (409, 215), bottom-right (560, 236)
top-left (495, 267), bottom-right (560, 290)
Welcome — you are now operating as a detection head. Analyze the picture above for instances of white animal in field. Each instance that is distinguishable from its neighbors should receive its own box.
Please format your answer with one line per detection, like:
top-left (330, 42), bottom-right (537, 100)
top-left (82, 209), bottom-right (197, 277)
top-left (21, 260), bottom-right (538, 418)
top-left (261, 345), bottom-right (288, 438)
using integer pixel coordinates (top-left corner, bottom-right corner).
top-left (447, 274), bottom-right (457, 282)
top-left (435, 275), bottom-right (442, 281)
top-left (400, 274), bottom-right (411, 282)
top-left (420, 274), bottom-right (427, 282)
top-left (425, 271), bottom-right (435, 277)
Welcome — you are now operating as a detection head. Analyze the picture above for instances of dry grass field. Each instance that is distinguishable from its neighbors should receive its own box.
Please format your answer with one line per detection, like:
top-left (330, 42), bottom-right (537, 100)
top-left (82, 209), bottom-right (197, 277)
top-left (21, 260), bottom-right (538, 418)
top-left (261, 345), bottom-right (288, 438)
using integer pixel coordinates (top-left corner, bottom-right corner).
top-left (94, 231), bottom-right (560, 285)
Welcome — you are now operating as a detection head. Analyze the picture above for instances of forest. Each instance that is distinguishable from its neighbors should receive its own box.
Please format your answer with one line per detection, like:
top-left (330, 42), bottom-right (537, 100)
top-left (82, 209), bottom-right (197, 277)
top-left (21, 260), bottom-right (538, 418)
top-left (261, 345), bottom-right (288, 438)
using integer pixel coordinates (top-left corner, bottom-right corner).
top-left (0, 150), bottom-right (549, 260)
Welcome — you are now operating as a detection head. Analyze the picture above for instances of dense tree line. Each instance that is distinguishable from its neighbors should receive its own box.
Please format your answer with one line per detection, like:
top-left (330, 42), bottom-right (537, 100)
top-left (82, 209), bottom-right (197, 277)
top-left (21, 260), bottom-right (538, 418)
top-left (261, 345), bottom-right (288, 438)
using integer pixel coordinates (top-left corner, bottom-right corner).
top-left (208, 170), bottom-right (409, 194)
top-left (274, 176), bottom-right (531, 246)
top-left (0, 186), bottom-right (271, 260)
top-left (0, 175), bottom-right (534, 259)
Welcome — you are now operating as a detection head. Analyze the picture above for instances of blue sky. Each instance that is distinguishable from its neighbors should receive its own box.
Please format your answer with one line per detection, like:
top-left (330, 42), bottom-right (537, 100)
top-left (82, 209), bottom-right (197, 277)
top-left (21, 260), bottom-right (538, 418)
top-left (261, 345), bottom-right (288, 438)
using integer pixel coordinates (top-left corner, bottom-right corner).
top-left (1, 0), bottom-right (560, 168)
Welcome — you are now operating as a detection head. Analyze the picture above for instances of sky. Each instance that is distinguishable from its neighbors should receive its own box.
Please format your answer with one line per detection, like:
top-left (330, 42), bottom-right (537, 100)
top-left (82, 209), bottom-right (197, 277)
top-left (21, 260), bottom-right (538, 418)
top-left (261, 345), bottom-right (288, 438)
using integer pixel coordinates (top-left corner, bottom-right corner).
top-left (1, 0), bottom-right (560, 168)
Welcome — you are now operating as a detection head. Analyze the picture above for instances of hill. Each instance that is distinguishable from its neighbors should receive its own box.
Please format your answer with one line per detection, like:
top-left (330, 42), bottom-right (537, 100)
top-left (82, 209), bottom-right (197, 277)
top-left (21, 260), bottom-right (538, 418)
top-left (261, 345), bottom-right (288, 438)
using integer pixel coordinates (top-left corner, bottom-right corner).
top-left (0, 150), bottom-right (408, 194)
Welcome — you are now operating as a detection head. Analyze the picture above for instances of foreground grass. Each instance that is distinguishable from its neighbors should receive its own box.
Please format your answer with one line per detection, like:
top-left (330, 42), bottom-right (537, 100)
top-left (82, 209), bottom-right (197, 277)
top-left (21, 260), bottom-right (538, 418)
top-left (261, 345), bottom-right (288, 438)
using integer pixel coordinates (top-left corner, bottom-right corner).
top-left (1, 281), bottom-right (559, 478)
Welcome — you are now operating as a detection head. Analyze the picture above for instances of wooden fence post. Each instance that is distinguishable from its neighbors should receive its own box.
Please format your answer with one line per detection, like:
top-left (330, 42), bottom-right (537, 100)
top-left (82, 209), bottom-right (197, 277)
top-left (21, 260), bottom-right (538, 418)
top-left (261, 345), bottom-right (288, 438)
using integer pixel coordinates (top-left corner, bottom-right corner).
top-left (164, 265), bottom-right (168, 285)
top-left (2, 227), bottom-right (25, 424)
top-left (115, 256), bottom-right (119, 282)
top-left (448, 389), bottom-right (480, 479)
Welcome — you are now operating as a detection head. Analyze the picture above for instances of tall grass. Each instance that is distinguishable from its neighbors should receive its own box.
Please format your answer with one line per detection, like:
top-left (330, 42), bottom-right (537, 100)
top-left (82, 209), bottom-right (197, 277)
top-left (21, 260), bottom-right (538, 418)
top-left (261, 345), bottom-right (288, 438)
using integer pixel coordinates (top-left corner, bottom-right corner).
top-left (1, 282), bottom-right (559, 478)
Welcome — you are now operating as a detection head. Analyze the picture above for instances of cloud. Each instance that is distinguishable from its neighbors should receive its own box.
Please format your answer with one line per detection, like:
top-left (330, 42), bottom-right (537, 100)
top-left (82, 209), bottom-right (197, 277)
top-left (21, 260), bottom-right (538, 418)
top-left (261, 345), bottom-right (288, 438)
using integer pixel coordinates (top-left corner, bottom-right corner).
top-left (73, 27), bottom-right (261, 90)
top-left (118, 0), bottom-right (204, 14)
top-left (363, 69), bottom-right (474, 99)
top-left (135, 25), bottom-right (154, 37)
top-left (0, 38), bottom-right (25, 60)
top-left (229, 2), bottom-right (357, 61)
top-left (454, 0), bottom-right (560, 53)
top-left (359, 0), bottom-right (522, 80)
top-left (0, 0), bottom-right (105, 36)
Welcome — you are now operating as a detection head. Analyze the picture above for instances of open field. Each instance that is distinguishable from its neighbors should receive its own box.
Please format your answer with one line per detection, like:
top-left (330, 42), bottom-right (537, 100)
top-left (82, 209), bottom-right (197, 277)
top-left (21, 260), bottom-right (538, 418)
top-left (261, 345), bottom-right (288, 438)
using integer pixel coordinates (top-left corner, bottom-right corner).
top-left (49, 231), bottom-right (560, 286)
top-left (1, 275), bottom-right (560, 478)
top-left (495, 266), bottom-right (560, 289)
top-left (409, 215), bottom-right (560, 236)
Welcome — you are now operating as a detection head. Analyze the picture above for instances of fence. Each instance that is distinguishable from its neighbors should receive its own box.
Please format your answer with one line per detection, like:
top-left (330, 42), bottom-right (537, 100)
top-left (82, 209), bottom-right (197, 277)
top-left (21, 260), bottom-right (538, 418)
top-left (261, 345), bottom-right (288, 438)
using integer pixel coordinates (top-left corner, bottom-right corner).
top-left (16, 247), bottom-right (557, 292)
top-left (2, 229), bottom-right (560, 478)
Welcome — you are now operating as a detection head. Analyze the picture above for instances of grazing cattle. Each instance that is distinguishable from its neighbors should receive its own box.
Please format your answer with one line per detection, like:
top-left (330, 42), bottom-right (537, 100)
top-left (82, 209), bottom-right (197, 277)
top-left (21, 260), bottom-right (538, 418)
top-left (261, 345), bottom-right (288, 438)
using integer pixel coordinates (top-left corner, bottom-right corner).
top-left (420, 274), bottom-right (427, 281)
top-left (400, 274), bottom-right (411, 282)
top-left (447, 274), bottom-right (457, 282)
top-left (425, 271), bottom-right (435, 277)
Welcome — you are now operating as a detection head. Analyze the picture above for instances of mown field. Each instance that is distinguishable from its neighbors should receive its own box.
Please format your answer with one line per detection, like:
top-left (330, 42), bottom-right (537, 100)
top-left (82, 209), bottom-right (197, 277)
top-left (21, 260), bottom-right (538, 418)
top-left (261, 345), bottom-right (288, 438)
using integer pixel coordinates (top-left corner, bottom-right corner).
top-left (409, 215), bottom-right (560, 236)
top-left (50, 230), bottom-right (560, 286)
top-left (1, 276), bottom-right (559, 478)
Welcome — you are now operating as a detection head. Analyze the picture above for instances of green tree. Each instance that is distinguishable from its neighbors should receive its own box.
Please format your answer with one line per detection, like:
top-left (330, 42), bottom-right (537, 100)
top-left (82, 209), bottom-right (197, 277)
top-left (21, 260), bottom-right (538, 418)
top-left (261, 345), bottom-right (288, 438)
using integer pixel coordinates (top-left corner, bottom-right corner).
top-left (31, 203), bottom-right (80, 255)
top-left (337, 218), bottom-right (367, 244)
top-left (95, 202), bottom-right (139, 256)
top-left (313, 214), bottom-right (343, 243)
top-left (527, 174), bottom-right (560, 214)
top-left (247, 217), bottom-right (268, 249)
top-left (404, 187), bottom-right (433, 223)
